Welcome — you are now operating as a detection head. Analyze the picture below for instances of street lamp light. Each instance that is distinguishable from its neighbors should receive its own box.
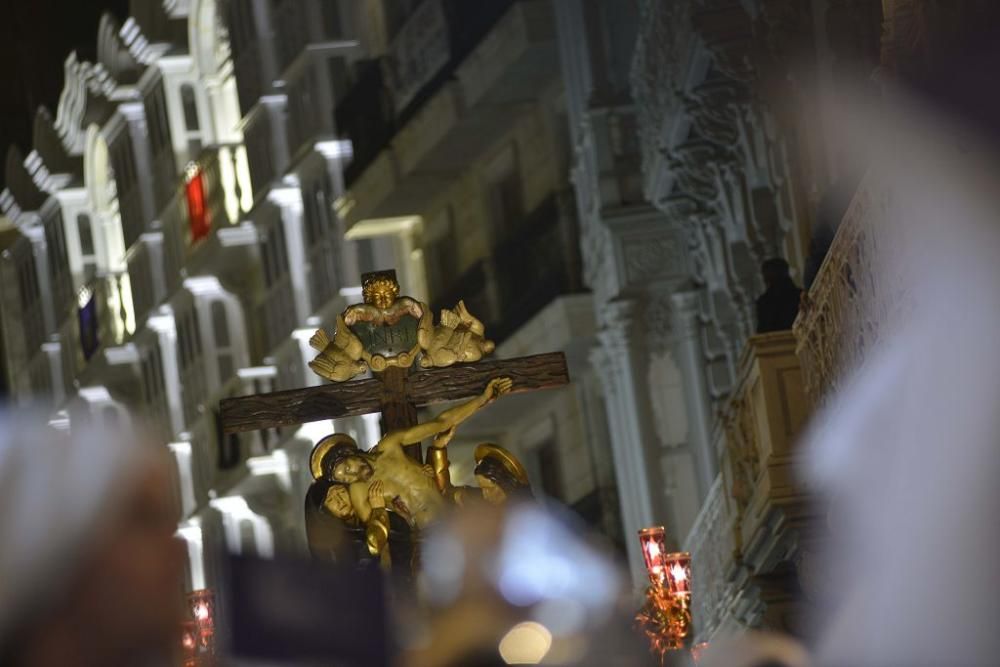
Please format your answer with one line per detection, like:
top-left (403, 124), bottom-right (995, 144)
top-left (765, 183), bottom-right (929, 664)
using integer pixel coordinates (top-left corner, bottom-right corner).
top-left (636, 527), bottom-right (694, 661)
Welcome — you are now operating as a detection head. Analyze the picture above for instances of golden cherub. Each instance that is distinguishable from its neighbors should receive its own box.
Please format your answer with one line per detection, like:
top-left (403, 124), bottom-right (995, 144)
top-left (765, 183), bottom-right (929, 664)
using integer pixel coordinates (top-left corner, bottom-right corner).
top-left (418, 300), bottom-right (495, 368)
top-left (307, 314), bottom-right (367, 382)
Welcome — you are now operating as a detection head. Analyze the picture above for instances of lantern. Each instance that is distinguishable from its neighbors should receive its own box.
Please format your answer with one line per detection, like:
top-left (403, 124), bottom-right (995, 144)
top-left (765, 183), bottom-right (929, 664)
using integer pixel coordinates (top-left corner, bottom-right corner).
top-left (638, 526), bottom-right (669, 586)
top-left (663, 551), bottom-right (691, 598)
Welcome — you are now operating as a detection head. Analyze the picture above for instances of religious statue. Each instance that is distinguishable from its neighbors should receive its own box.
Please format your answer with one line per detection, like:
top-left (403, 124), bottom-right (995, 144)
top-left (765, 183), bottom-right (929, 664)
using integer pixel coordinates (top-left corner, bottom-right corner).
top-left (307, 376), bottom-right (514, 562)
top-left (308, 438), bottom-right (418, 571)
top-left (222, 267), bottom-right (571, 582)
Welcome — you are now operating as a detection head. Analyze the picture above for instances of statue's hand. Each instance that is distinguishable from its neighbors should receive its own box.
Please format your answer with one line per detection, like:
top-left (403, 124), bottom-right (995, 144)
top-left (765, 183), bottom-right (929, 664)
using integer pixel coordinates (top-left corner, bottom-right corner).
top-left (422, 464), bottom-right (435, 478)
top-left (432, 426), bottom-right (456, 449)
top-left (485, 376), bottom-right (514, 402)
top-left (368, 480), bottom-right (386, 510)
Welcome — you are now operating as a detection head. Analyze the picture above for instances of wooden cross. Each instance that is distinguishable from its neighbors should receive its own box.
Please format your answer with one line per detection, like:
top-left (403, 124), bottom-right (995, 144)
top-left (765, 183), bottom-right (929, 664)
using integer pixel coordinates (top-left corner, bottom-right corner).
top-left (220, 272), bottom-right (570, 461)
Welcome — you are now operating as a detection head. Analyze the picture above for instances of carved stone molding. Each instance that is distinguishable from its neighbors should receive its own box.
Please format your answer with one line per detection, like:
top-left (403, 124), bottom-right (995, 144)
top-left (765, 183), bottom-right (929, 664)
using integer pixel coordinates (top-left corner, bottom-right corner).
top-left (622, 235), bottom-right (684, 286)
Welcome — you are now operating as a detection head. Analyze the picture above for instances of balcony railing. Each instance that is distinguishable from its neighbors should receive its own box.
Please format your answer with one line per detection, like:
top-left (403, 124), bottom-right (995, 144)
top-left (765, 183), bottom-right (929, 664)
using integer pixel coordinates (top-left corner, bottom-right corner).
top-left (793, 170), bottom-right (893, 406)
top-left (429, 193), bottom-right (584, 343)
top-left (684, 477), bottom-right (739, 641)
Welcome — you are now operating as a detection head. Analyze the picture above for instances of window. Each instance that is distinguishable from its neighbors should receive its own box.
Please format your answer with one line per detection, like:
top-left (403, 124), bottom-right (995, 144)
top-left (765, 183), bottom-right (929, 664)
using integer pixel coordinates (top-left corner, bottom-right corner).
top-left (535, 440), bottom-right (563, 500)
top-left (180, 84), bottom-right (203, 158)
top-left (145, 84), bottom-right (171, 156)
top-left (77, 213), bottom-right (95, 257)
top-left (78, 292), bottom-right (99, 361)
top-left (356, 238), bottom-right (376, 276)
top-left (181, 85), bottom-right (200, 131)
top-left (211, 300), bottom-right (235, 381)
top-left (212, 301), bottom-right (230, 347)
top-left (425, 208), bottom-right (458, 298)
top-left (485, 145), bottom-right (523, 238)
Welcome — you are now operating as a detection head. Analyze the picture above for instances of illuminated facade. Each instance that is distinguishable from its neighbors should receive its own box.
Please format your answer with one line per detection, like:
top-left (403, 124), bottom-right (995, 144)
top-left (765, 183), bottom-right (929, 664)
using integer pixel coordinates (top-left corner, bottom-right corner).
top-left (0, 0), bottom-right (622, 604)
top-left (0, 0), bottom-right (375, 596)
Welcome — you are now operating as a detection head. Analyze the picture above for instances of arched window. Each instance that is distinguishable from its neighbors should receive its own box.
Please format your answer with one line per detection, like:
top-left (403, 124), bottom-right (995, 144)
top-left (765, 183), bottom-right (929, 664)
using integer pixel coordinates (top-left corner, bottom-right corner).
top-left (211, 300), bottom-right (230, 347)
top-left (181, 84), bottom-right (203, 158)
top-left (77, 213), bottom-right (97, 282)
top-left (181, 84), bottom-right (200, 131)
top-left (211, 300), bottom-right (235, 382)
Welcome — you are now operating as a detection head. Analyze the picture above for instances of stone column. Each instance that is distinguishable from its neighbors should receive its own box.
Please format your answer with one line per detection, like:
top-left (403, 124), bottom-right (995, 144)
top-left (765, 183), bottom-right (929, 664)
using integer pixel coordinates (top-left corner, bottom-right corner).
top-left (671, 290), bottom-right (718, 501)
top-left (591, 298), bottom-right (669, 585)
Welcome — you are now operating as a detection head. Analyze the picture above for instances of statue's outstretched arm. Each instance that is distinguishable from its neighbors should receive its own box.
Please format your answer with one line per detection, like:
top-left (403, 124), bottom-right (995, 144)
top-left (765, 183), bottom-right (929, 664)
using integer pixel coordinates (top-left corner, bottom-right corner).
top-left (395, 377), bottom-right (513, 446)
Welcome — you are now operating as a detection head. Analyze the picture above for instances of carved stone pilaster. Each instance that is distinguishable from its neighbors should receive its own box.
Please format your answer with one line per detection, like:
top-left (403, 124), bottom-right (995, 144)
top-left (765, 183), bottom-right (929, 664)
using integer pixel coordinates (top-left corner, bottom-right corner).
top-left (592, 298), bottom-right (672, 585)
top-left (671, 290), bottom-right (718, 496)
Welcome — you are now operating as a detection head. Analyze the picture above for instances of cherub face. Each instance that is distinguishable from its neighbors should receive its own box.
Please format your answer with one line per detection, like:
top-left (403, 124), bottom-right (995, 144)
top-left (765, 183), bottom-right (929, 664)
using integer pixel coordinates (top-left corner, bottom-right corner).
top-left (324, 485), bottom-right (355, 520)
top-left (362, 279), bottom-right (399, 309)
top-left (332, 455), bottom-right (374, 484)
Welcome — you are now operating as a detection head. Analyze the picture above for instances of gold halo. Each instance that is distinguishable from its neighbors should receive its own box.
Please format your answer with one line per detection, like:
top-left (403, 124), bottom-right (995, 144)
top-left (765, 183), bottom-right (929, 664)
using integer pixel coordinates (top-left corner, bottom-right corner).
top-left (474, 443), bottom-right (529, 486)
top-left (309, 433), bottom-right (358, 480)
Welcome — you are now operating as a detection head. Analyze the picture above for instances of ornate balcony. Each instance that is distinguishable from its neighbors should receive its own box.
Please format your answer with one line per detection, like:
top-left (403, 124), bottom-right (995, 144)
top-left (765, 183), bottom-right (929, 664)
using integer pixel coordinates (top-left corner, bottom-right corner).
top-left (720, 332), bottom-right (810, 563)
top-left (684, 331), bottom-right (812, 638)
top-left (793, 171), bottom-right (892, 406)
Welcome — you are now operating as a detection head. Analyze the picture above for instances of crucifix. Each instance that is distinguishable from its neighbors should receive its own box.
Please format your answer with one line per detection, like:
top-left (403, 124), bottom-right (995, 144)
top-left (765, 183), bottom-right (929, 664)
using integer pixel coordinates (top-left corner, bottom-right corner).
top-left (219, 270), bottom-right (570, 463)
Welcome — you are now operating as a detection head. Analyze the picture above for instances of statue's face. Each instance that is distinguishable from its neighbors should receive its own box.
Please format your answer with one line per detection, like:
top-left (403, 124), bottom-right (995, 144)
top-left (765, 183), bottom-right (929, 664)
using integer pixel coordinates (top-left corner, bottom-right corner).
top-left (323, 485), bottom-right (354, 520)
top-left (476, 474), bottom-right (507, 505)
top-left (369, 286), bottom-right (396, 309)
top-left (362, 278), bottom-right (398, 310)
top-left (332, 455), bottom-right (373, 484)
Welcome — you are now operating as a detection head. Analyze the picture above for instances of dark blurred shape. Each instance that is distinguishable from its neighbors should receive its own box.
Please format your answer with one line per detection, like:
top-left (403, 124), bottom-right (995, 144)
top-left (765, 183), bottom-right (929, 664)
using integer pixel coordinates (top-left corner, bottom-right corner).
top-left (0, 0), bottom-right (128, 190)
top-left (406, 502), bottom-right (652, 667)
top-left (224, 553), bottom-right (390, 667)
top-left (896, 3), bottom-right (1000, 150)
top-left (694, 631), bottom-right (809, 667)
top-left (304, 479), bottom-right (369, 563)
top-left (804, 179), bottom-right (857, 290)
top-left (0, 412), bottom-right (184, 666)
top-left (755, 258), bottom-right (801, 333)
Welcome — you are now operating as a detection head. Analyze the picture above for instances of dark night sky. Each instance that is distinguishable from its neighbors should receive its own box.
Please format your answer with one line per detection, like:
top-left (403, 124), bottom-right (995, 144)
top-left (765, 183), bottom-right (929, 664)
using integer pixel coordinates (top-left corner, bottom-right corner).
top-left (0, 0), bottom-right (129, 190)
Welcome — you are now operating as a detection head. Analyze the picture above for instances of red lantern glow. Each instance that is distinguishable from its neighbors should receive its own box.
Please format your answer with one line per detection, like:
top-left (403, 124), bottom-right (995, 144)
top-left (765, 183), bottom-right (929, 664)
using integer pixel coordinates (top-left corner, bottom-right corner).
top-left (181, 621), bottom-right (198, 656)
top-left (188, 589), bottom-right (215, 626)
top-left (664, 551), bottom-right (692, 598)
top-left (638, 526), bottom-right (669, 586)
top-left (691, 641), bottom-right (710, 663)
top-left (185, 166), bottom-right (210, 243)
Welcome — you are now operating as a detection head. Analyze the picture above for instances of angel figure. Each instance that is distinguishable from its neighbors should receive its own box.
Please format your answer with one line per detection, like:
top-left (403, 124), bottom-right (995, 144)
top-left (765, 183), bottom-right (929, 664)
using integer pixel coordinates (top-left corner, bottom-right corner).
top-left (418, 300), bottom-right (496, 368)
top-left (308, 314), bottom-right (367, 382)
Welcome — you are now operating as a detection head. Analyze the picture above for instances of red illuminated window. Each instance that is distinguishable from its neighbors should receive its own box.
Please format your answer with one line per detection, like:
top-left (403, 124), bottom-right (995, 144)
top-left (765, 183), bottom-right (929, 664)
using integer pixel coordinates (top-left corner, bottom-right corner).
top-left (186, 167), bottom-right (210, 243)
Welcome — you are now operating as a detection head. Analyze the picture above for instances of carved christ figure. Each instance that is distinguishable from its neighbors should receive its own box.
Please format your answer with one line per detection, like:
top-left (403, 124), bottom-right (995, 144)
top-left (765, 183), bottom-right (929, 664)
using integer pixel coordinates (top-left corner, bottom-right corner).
top-left (321, 377), bottom-right (514, 533)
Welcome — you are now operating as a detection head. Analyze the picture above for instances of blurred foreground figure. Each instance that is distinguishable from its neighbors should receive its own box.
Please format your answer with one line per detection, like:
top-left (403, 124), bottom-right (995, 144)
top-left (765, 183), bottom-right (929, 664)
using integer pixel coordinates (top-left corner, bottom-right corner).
top-left (0, 411), bottom-right (184, 666)
top-left (801, 13), bottom-right (1000, 664)
top-left (404, 502), bottom-right (654, 667)
top-left (695, 632), bottom-right (810, 667)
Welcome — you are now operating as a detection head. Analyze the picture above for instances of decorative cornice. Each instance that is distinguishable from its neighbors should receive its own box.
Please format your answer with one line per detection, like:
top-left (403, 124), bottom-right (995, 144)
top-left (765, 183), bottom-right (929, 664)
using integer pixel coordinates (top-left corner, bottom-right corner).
top-left (97, 13), bottom-right (143, 85)
top-left (25, 107), bottom-right (82, 194)
top-left (1, 146), bottom-right (47, 221)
